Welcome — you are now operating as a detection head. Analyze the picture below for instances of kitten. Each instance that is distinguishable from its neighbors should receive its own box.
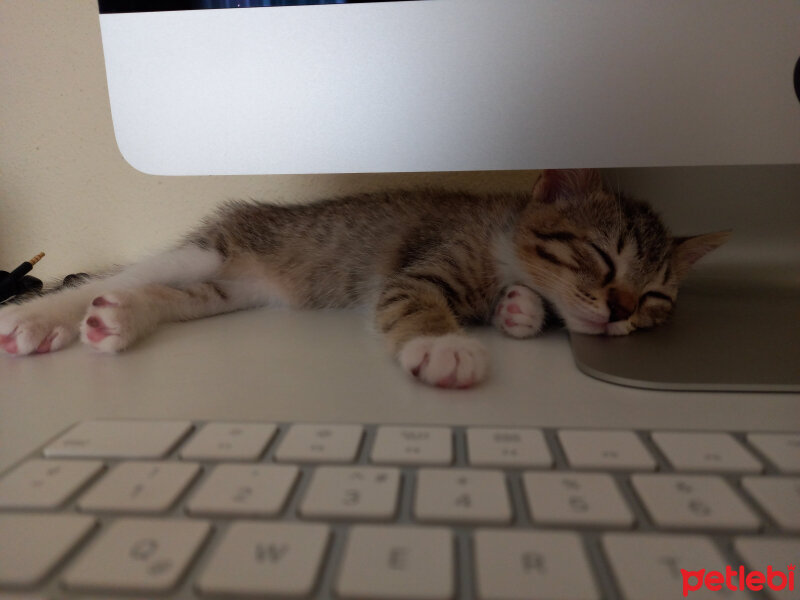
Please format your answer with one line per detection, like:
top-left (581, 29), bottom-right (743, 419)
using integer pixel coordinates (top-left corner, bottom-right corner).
top-left (0, 169), bottom-right (729, 388)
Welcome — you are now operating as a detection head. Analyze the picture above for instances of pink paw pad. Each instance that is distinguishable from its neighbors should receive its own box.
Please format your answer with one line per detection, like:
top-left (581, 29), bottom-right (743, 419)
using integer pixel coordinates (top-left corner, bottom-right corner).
top-left (92, 296), bottom-right (118, 307)
top-left (435, 369), bottom-right (476, 389)
top-left (506, 303), bottom-right (522, 315)
top-left (411, 353), bottom-right (430, 378)
top-left (85, 316), bottom-right (112, 343)
top-left (36, 332), bottom-right (57, 354)
top-left (0, 332), bottom-right (18, 354)
top-left (453, 377), bottom-right (476, 389)
top-left (436, 373), bottom-right (458, 388)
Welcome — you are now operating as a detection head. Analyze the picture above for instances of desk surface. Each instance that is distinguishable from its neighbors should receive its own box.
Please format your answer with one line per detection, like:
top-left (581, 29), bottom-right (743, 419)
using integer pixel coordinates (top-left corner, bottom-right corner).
top-left (1, 307), bottom-right (798, 472)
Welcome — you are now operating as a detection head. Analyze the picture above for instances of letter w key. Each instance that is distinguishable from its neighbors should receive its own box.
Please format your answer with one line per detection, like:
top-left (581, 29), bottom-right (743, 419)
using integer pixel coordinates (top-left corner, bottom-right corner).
top-left (255, 542), bottom-right (289, 564)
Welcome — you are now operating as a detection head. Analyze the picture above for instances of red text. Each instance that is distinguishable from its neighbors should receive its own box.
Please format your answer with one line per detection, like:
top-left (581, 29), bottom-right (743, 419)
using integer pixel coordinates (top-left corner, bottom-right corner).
top-left (681, 565), bottom-right (795, 597)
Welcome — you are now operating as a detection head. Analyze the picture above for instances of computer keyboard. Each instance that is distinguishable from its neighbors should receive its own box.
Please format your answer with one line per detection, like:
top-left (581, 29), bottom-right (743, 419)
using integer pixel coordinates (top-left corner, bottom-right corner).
top-left (0, 420), bottom-right (797, 600)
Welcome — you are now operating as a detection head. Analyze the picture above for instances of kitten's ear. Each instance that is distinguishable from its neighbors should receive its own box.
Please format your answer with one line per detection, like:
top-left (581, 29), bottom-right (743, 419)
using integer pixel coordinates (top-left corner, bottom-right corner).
top-left (532, 169), bottom-right (604, 204)
top-left (671, 230), bottom-right (732, 280)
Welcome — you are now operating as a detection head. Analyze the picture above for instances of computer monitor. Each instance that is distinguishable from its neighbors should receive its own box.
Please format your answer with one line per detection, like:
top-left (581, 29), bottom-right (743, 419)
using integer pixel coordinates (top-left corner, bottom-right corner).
top-left (98, 0), bottom-right (800, 175)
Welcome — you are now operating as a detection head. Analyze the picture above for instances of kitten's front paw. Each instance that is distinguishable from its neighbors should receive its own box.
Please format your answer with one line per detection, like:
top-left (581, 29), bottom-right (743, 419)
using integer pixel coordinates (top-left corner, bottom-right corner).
top-left (492, 285), bottom-right (545, 339)
top-left (605, 320), bottom-right (635, 336)
top-left (0, 301), bottom-right (80, 355)
top-left (398, 334), bottom-right (488, 389)
top-left (80, 291), bottom-right (156, 353)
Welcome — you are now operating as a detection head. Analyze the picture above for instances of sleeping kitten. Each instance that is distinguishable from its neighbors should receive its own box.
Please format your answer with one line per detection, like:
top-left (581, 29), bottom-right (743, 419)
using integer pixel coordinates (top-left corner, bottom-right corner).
top-left (0, 169), bottom-right (729, 388)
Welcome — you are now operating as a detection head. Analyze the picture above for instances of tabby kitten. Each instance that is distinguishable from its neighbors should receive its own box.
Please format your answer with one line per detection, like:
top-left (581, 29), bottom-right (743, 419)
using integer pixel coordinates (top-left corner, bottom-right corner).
top-left (0, 169), bottom-right (728, 388)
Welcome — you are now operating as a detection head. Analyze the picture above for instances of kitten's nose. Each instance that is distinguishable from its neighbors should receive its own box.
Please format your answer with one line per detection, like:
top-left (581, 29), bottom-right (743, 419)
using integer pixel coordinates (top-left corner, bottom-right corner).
top-left (607, 287), bottom-right (637, 322)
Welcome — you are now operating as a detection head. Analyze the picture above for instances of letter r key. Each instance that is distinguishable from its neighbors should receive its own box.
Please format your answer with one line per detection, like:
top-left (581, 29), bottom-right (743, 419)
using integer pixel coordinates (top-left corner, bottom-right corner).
top-left (474, 529), bottom-right (599, 600)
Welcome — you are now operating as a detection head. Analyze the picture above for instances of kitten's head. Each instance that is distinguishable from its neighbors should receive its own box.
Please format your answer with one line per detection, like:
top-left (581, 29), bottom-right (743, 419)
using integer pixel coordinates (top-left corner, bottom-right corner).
top-left (516, 169), bottom-right (730, 335)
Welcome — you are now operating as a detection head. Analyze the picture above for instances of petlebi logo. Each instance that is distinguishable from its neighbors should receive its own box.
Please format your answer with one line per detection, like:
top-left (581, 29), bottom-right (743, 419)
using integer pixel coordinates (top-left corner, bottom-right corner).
top-left (681, 564), bottom-right (795, 597)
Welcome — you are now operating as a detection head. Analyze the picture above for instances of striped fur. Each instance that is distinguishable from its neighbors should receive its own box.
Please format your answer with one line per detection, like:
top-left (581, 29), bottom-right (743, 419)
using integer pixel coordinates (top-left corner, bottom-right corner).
top-left (189, 188), bottom-right (526, 351)
top-left (186, 171), bottom-right (728, 346)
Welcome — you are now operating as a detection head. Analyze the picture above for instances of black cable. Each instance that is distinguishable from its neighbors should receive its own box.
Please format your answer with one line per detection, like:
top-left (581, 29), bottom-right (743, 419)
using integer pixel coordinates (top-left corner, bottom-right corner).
top-left (0, 253), bottom-right (46, 304)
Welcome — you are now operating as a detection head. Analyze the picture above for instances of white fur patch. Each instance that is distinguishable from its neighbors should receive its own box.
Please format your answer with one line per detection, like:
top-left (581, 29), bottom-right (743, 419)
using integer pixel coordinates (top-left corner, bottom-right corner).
top-left (112, 246), bottom-right (222, 288)
top-left (614, 238), bottom-right (638, 281)
top-left (491, 234), bottom-right (527, 288)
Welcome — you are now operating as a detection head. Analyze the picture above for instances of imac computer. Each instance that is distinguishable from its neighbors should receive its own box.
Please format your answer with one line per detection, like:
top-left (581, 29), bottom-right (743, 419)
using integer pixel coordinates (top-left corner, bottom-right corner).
top-left (0, 3), bottom-right (797, 599)
top-left (96, 0), bottom-right (800, 389)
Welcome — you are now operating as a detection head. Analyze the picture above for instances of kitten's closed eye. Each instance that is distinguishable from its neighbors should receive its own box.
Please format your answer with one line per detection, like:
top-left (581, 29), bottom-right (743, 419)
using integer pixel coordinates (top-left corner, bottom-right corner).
top-left (639, 290), bottom-right (674, 305)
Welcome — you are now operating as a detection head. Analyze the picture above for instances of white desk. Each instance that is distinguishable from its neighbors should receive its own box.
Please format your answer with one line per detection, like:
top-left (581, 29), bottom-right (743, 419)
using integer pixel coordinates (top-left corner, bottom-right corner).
top-left (2, 307), bottom-right (798, 472)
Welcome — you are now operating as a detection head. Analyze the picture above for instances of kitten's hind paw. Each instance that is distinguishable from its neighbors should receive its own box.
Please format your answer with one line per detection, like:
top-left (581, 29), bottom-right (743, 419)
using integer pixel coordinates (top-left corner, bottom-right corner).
top-left (492, 285), bottom-right (545, 339)
top-left (80, 291), bottom-right (156, 353)
top-left (398, 334), bottom-right (488, 389)
top-left (0, 302), bottom-right (80, 355)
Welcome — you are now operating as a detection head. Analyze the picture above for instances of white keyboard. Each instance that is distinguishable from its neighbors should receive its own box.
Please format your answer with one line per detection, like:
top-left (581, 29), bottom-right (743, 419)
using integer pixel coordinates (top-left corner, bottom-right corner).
top-left (0, 420), bottom-right (798, 600)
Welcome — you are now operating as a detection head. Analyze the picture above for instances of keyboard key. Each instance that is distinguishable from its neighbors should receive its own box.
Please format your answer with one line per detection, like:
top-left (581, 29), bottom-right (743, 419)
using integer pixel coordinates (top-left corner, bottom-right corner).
top-left (44, 420), bottom-right (193, 459)
top-left (747, 433), bottom-right (800, 473)
top-left (186, 463), bottom-right (299, 517)
top-left (197, 521), bottom-right (330, 597)
top-left (62, 518), bottom-right (210, 593)
top-left (466, 427), bottom-right (552, 468)
top-left (0, 514), bottom-right (96, 586)
top-left (631, 474), bottom-right (760, 531)
top-left (473, 529), bottom-right (600, 600)
top-left (178, 422), bottom-right (276, 461)
top-left (415, 468), bottom-right (511, 524)
top-left (274, 423), bottom-right (363, 463)
top-left (0, 459), bottom-right (104, 509)
top-left (652, 432), bottom-right (763, 473)
top-left (603, 533), bottom-right (749, 600)
top-left (371, 426), bottom-right (453, 465)
top-left (77, 461), bottom-right (200, 514)
top-left (335, 525), bottom-right (454, 599)
top-left (559, 429), bottom-right (657, 471)
top-left (522, 472), bottom-right (634, 528)
top-left (299, 466), bottom-right (401, 521)
top-left (733, 537), bottom-right (800, 600)
top-left (741, 476), bottom-right (800, 531)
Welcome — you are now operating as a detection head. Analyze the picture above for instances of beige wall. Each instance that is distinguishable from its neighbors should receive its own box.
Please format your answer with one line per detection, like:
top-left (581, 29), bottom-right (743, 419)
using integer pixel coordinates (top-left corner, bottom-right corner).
top-left (0, 0), bottom-right (538, 281)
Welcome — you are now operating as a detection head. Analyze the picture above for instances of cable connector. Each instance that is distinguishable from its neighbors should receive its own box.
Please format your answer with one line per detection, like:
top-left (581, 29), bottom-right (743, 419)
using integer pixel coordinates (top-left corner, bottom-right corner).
top-left (0, 253), bottom-right (46, 304)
